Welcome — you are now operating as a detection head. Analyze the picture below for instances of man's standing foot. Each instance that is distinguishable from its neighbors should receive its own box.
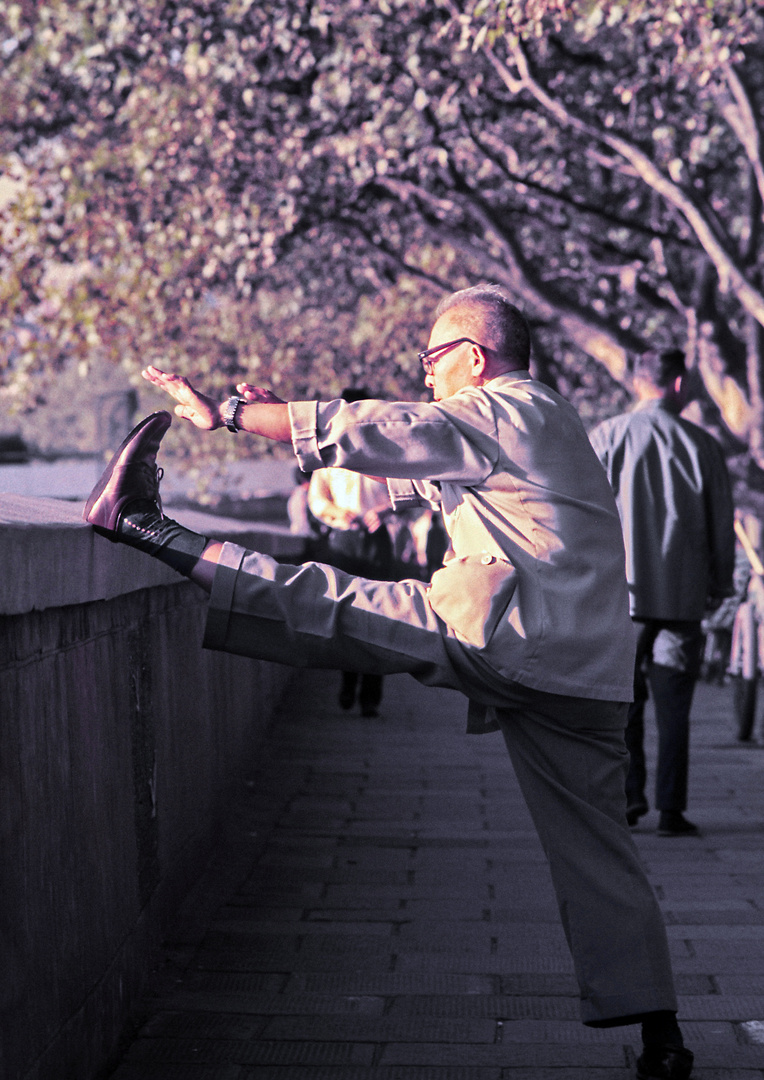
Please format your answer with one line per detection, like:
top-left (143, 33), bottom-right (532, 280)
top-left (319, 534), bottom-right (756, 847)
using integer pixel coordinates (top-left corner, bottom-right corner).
top-left (626, 798), bottom-right (649, 827)
top-left (636, 1043), bottom-right (694, 1079)
top-left (657, 812), bottom-right (699, 837)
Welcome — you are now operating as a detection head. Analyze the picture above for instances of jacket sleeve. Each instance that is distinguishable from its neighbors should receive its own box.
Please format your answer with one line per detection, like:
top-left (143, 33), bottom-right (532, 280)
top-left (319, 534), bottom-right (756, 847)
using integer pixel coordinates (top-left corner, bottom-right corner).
top-left (588, 420), bottom-right (611, 470)
top-left (703, 438), bottom-right (736, 602)
top-left (289, 391), bottom-right (500, 485)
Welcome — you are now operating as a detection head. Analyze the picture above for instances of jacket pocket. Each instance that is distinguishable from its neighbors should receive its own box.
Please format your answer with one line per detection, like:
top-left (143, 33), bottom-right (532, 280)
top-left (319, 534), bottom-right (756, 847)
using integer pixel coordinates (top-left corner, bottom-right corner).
top-left (427, 554), bottom-right (517, 648)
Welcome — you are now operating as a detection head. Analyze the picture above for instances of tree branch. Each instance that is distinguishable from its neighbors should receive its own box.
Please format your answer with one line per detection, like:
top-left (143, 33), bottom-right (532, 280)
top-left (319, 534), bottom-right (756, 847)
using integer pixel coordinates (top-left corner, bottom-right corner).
top-left (482, 35), bottom-right (764, 329)
top-left (460, 116), bottom-right (695, 248)
top-left (719, 64), bottom-right (764, 213)
top-left (373, 171), bottom-right (642, 381)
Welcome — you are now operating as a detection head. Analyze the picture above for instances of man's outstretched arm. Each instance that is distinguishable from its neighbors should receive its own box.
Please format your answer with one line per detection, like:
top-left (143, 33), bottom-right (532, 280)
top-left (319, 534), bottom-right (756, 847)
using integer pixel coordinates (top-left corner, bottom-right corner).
top-left (142, 367), bottom-right (388, 485)
top-left (142, 366), bottom-right (292, 442)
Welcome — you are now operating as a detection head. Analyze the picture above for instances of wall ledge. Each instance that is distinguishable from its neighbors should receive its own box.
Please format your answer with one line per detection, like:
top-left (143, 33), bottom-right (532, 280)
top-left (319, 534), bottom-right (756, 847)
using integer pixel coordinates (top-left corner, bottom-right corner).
top-left (0, 494), bottom-right (306, 616)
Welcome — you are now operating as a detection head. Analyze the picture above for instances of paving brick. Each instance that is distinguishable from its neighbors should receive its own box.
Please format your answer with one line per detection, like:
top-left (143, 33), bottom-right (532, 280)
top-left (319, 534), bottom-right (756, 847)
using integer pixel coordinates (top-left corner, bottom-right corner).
top-left (139, 1011), bottom-right (268, 1039)
top-left (666, 925), bottom-right (764, 940)
top-left (287, 972), bottom-right (496, 995)
top-left (395, 952), bottom-right (575, 975)
top-left (717, 977), bottom-right (764, 995)
top-left (260, 1015), bottom-right (497, 1043)
top-left (191, 947), bottom-right (301, 972)
top-left (493, 1072), bottom-right (635, 1079)
top-left (378, 1042), bottom-right (631, 1066)
top-left (385, 994), bottom-right (580, 1021)
top-left (238, 1069), bottom-right (503, 1080)
top-left (674, 997), bottom-right (764, 1020)
top-left (210, 918), bottom-right (395, 936)
top-left (183, 973), bottom-right (289, 994)
top-left (238, 1041), bottom-right (376, 1065)
top-left (110, 1066), bottom-right (241, 1080)
top-left (163, 990), bottom-right (387, 1015)
top-left (124, 1036), bottom-right (261, 1064)
top-left (673, 974), bottom-right (719, 995)
top-left (498, 973), bottom-right (579, 996)
top-left (303, 906), bottom-right (410, 921)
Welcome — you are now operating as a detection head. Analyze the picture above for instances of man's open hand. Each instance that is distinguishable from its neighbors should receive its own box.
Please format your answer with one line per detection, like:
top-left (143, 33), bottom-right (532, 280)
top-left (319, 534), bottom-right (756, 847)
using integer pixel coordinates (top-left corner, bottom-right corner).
top-left (142, 366), bottom-right (223, 429)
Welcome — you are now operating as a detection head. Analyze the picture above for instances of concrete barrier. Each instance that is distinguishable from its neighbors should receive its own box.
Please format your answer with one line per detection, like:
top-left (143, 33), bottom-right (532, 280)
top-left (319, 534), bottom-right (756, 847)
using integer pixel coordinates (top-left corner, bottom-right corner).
top-left (0, 495), bottom-right (305, 1080)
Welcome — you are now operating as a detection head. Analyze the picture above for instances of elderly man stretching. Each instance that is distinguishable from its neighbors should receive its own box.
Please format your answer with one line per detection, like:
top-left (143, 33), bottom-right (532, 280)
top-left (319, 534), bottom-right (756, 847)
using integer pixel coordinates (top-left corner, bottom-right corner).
top-left (84, 284), bottom-right (692, 1080)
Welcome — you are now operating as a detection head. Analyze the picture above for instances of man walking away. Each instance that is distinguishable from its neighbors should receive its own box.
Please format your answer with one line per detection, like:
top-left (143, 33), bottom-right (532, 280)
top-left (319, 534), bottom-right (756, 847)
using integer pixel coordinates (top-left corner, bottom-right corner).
top-left (590, 349), bottom-right (735, 837)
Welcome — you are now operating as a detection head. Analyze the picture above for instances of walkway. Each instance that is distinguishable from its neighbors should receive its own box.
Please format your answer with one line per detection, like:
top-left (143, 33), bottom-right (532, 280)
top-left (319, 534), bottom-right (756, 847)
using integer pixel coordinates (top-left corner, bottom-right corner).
top-left (109, 670), bottom-right (764, 1079)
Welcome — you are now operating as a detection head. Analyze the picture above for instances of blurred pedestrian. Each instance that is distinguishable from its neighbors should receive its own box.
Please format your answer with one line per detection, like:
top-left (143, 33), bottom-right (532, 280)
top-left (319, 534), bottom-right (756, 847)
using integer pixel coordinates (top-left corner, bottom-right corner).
top-left (286, 467), bottom-right (313, 533)
top-left (308, 388), bottom-right (398, 716)
top-left (729, 514), bottom-right (764, 742)
top-left (591, 349), bottom-right (735, 837)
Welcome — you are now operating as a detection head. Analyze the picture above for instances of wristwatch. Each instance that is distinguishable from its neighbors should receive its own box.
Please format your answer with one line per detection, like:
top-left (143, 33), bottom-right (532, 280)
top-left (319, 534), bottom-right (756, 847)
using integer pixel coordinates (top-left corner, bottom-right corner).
top-left (222, 395), bottom-right (246, 433)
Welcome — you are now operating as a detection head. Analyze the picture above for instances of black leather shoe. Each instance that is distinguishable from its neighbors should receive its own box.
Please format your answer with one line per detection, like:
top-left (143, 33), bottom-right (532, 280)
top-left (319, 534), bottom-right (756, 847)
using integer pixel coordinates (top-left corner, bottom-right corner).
top-left (657, 813), bottom-right (699, 837)
top-left (636, 1043), bottom-right (694, 1079)
top-left (84, 411), bottom-right (172, 532)
top-left (626, 799), bottom-right (649, 827)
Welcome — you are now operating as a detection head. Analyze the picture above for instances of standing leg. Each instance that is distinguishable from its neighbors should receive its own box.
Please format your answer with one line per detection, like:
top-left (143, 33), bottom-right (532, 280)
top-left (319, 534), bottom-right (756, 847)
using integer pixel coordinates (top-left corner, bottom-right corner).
top-left (625, 697), bottom-right (648, 819)
top-left (731, 600), bottom-right (757, 741)
top-left (649, 623), bottom-right (704, 836)
top-left (650, 665), bottom-right (695, 811)
top-left (495, 687), bottom-right (678, 1026)
top-left (359, 673), bottom-right (384, 717)
top-left (497, 691), bottom-right (693, 1080)
top-left (625, 621), bottom-right (658, 826)
top-left (339, 671), bottom-right (358, 710)
top-left (733, 675), bottom-right (757, 741)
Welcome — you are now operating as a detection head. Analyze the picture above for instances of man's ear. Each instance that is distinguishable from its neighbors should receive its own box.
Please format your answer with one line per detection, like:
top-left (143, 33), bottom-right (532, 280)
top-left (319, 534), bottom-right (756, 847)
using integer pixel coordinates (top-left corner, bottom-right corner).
top-left (471, 345), bottom-right (489, 379)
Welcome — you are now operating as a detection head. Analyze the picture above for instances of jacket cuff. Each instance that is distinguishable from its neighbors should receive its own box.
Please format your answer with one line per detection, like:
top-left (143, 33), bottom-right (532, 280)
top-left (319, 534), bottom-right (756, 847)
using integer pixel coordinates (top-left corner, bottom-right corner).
top-left (288, 400), bottom-right (324, 472)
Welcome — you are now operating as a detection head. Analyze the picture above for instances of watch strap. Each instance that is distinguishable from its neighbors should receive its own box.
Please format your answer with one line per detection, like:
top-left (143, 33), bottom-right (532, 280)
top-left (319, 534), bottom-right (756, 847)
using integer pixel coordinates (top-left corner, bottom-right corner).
top-left (222, 395), bottom-right (246, 433)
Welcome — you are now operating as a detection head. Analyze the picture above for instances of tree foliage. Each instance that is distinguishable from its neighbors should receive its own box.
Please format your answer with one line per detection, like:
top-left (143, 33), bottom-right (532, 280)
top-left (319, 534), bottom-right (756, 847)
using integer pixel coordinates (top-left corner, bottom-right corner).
top-left (1, 0), bottom-right (764, 474)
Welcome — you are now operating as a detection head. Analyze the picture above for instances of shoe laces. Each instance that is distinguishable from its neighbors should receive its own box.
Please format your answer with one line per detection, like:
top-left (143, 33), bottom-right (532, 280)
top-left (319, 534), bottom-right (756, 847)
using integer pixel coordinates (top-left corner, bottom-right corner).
top-left (132, 461), bottom-right (164, 513)
top-left (155, 466), bottom-right (164, 515)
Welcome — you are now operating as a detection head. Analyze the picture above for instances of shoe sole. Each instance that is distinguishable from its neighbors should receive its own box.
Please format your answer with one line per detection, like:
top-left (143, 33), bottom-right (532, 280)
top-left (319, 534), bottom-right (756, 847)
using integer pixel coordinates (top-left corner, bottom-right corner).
top-left (83, 411), bottom-right (171, 529)
top-left (626, 803), bottom-right (648, 828)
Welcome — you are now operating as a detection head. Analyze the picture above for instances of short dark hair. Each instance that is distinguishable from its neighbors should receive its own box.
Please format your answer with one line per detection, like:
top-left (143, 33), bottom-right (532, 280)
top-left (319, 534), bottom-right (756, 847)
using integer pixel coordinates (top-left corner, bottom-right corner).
top-left (434, 284), bottom-right (531, 369)
top-left (633, 348), bottom-right (686, 388)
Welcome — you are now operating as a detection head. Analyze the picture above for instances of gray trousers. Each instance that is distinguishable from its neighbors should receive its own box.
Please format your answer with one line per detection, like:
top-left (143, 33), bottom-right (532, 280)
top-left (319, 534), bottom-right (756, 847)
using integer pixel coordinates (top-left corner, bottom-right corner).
top-left (203, 544), bottom-right (677, 1025)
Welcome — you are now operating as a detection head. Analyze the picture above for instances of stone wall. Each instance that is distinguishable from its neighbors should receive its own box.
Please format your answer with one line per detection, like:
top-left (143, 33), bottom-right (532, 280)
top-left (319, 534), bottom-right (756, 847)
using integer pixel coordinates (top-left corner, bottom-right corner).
top-left (0, 496), bottom-right (304, 1080)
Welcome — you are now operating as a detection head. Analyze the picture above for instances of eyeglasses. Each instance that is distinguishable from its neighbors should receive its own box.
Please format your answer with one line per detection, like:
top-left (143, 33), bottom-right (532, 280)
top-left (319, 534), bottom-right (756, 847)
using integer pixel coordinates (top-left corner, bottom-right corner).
top-left (418, 337), bottom-right (482, 374)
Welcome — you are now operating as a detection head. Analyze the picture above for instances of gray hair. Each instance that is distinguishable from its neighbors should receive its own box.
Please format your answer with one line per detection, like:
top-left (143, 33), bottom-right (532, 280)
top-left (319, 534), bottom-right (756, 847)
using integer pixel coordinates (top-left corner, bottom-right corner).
top-left (435, 284), bottom-right (531, 369)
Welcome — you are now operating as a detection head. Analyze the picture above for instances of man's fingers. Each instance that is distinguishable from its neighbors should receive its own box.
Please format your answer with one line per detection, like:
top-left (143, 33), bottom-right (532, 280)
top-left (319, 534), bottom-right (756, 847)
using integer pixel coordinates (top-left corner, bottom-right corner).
top-left (237, 383), bottom-right (284, 404)
top-left (143, 367), bottom-right (203, 410)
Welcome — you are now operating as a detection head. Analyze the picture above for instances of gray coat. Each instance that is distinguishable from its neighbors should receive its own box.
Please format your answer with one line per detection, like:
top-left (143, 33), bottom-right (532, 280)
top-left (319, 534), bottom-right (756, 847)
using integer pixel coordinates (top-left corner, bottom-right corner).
top-left (590, 400), bottom-right (735, 621)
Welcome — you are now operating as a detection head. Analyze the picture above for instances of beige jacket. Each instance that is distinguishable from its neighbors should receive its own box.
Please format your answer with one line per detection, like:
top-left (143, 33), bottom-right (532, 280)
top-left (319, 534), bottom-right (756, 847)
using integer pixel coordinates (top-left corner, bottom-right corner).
top-left (289, 372), bottom-right (635, 704)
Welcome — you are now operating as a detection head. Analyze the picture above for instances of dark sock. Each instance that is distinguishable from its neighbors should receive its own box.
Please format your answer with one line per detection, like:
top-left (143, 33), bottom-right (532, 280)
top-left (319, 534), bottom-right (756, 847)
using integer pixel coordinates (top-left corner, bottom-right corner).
top-left (115, 500), bottom-right (209, 577)
top-left (641, 1009), bottom-right (684, 1048)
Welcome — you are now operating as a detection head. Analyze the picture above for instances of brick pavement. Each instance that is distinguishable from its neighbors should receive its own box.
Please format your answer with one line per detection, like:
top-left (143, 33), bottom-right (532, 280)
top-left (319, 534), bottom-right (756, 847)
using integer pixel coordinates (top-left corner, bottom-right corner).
top-left (108, 670), bottom-right (764, 1079)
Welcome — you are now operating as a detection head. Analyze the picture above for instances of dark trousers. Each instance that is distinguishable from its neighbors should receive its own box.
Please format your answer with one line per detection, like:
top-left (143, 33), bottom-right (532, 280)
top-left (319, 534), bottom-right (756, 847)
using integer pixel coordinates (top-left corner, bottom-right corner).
top-left (340, 671), bottom-right (383, 711)
top-left (204, 544), bottom-right (679, 1024)
top-left (625, 619), bottom-right (704, 813)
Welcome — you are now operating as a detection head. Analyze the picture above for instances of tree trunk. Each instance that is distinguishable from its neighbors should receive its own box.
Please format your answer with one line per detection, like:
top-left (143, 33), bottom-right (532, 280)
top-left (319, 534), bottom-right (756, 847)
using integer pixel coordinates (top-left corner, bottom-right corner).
top-left (746, 314), bottom-right (764, 469)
